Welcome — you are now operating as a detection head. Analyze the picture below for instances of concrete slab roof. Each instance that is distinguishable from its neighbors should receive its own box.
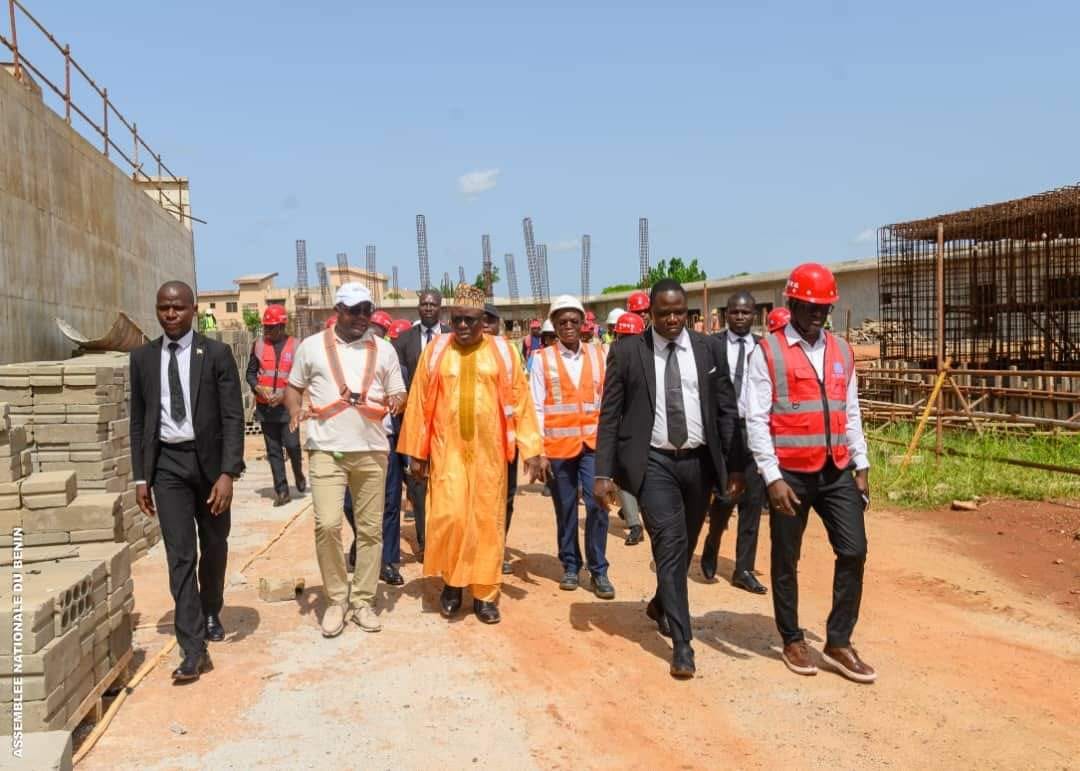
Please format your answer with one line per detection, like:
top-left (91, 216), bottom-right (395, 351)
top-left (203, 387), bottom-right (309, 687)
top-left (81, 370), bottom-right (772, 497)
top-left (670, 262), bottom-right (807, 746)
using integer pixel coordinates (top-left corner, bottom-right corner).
top-left (233, 272), bottom-right (278, 284)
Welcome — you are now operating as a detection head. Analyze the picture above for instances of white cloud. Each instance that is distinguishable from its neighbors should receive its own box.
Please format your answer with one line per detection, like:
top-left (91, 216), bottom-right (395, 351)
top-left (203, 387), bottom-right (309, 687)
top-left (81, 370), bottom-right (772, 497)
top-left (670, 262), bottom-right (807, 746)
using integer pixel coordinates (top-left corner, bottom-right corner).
top-left (458, 168), bottom-right (500, 196)
top-left (853, 228), bottom-right (877, 244)
top-left (550, 239), bottom-right (580, 253)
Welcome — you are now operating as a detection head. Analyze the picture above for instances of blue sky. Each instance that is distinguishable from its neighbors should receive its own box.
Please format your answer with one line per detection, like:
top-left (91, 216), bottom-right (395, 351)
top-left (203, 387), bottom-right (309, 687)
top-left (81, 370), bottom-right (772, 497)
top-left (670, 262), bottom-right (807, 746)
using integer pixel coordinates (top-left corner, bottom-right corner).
top-left (19, 1), bottom-right (1080, 295)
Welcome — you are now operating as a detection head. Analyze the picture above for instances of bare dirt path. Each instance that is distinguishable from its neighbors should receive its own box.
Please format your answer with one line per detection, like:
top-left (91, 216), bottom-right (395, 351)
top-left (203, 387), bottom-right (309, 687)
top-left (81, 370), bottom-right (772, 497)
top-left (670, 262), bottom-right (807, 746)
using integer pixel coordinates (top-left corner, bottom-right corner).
top-left (80, 466), bottom-right (1080, 770)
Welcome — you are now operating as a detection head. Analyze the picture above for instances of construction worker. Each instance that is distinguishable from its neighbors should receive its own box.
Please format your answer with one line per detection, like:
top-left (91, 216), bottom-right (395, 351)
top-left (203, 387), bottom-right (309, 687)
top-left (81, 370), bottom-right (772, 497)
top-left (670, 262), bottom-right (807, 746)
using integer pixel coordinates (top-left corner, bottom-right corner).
top-left (371, 310), bottom-right (394, 339)
top-left (603, 308), bottom-right (624, 345)
top-left (611, 311), bottom-right (646, 545)
top-left (246, 305), bottom-right (305, 506)
top-left (521, 319), bottom-right (542, 362)
top-left (201, 307), bottom-right (218, 331)
top-left (627, 289), bottom-right (650, 326)
top-left (767, 307), bottom-right (791, 333)
top-left (530, 294), bottom-right (614, 599)
top-left (389, 319), bottom-right (413, 340)
top-left (580, 320), bottom-right (596, 344)
top-left (482, 304), bottom-right (525, 574)
top-left (746, 262), bottom-right (875, 683)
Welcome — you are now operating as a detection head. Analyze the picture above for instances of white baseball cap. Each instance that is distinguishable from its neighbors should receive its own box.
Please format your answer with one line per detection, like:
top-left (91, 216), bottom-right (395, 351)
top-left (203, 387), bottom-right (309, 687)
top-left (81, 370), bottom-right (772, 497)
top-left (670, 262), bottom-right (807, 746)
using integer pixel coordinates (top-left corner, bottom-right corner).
top-left (548, 294), bottom-right (585, 319)
top-left (335, 282), bottom-right (373, 308)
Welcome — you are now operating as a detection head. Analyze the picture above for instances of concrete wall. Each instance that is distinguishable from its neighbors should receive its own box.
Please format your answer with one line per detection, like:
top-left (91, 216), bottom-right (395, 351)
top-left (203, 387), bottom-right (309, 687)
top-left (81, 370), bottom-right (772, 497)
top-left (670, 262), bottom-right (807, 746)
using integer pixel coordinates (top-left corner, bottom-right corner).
top-left (0, 68), bottom-right (195, 364)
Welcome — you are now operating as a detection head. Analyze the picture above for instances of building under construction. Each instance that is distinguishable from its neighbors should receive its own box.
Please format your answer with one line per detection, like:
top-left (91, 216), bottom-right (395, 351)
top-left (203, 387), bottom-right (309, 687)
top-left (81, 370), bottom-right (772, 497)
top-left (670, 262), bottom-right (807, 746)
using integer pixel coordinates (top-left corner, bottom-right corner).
top-left (879, 184), bottom-right (1080, 370)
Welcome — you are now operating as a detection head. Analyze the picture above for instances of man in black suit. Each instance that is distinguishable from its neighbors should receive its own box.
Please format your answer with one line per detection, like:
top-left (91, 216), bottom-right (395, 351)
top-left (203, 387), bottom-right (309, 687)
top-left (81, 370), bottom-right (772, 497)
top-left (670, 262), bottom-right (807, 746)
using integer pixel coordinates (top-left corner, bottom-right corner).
top-left (701, 291), bottom-right (768, 594)
top-left (595, 279), bottom-right (746, 678)
top-left (391, 289), bottom-right (449, 559)
top-left (130, 281), bottom-right (246, 682)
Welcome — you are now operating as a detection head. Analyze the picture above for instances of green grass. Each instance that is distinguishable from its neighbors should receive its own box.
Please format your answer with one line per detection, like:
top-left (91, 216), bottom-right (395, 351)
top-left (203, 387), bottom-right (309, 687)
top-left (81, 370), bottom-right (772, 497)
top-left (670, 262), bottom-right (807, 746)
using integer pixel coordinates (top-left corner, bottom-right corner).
top-left (867, 422), bottom-right (1080, 508)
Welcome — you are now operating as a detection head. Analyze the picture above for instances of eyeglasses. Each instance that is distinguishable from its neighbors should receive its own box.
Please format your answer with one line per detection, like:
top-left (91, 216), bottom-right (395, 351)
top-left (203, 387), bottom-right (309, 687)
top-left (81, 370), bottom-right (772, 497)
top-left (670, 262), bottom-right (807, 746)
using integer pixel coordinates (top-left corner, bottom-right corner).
top-left (451, 315), bottom-right (483, 326)
top-left (339, 302), bottom-right (373, 317)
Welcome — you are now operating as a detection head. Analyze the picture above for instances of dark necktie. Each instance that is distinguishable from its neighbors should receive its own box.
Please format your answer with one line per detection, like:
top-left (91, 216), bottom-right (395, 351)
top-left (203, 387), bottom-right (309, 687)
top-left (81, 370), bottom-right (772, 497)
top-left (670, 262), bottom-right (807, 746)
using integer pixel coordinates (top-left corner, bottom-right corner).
top-left (168, 342), bottom-right (186, 422)
top-left (425, 327), bottom-right (434, 345)
top-left (665, 341), bottom-right (688, 448)
top-left (734, 338), bottom-right (746, 397)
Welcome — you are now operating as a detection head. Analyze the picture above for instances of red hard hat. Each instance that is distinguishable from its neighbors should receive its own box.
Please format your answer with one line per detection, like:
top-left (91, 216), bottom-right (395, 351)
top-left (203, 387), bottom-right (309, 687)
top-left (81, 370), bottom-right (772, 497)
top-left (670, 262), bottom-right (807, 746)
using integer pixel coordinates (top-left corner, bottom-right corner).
top-left (325, 315), bottom-right (338, 329)
top-left (783, 263), bottom-right (838, 305)
top-left (582, 321), bottom-right (596, 334)
top-left (627, 290), bottom-right (650, 313)
top-left (529, 319), bottom-right (542, 330)
top-left (262, 305), bottom-right (288, 326)
top-left (767, 307), bottom-right (791, 333)
top-left (585, 310), bottom-right (596, 322)
top-left (614, 312), bottom-right (645, 336)
top-left (371, 310), bottom-right (394, 330)
top-left (389, 319), bottom-right (412, 339)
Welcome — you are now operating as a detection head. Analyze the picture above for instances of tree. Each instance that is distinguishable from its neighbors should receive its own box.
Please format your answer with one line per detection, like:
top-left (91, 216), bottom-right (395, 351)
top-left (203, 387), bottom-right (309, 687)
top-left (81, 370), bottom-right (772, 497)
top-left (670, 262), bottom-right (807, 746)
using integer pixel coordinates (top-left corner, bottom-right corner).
top-left (644, 258), bottom-right (706, 287)
top-left (242, 308), bottom-right (262, 335)
top-left (474, 265), bottom-right (501, 293)
top-left (385, 291), bottom-right (403, 300)
top-left (601, 283), bottom-right (640, 294)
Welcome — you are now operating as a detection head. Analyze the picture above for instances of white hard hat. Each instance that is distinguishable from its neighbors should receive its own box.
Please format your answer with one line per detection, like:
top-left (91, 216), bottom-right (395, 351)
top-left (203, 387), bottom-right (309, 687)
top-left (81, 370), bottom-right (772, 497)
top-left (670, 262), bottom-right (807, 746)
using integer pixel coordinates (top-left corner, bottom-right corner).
top-left (335, 282), bottom-right (373, 308)
top-left (205, 308), bottom-right (215, 315)
top-left (548, 294), bottom-right (585, 319)
top-left (541, 319), bottom-right (555, 334)
top-left (605, 308), bottom-right (624, 326)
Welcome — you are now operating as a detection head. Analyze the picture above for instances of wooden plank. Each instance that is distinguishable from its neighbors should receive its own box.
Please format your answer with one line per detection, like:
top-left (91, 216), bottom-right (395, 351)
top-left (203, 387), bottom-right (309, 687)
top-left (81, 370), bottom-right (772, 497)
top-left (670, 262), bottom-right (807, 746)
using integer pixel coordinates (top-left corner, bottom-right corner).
top-left (66, 647), bottom-right (133, 732)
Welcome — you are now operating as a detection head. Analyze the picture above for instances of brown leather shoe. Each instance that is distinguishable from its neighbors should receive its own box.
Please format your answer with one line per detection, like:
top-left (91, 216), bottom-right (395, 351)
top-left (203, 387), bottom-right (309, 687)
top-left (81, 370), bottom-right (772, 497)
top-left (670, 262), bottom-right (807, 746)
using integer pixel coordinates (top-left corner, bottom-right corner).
top-left (781, 640), bottom-right (818, 676)
top-left (822, 646), bottom-right (877, 683)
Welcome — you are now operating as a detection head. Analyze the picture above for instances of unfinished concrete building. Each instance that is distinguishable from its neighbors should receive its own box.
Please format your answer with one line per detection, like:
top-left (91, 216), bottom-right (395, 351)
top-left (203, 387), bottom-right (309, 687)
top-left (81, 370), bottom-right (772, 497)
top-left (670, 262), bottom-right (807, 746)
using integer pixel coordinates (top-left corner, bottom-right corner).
top-left (879, 185), bottom-right (1080, 370)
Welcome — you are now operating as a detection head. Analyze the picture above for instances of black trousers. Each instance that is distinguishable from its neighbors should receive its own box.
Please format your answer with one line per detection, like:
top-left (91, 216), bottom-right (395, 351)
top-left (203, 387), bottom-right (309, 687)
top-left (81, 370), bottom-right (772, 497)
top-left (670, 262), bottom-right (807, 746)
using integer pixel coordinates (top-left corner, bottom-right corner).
top-left (705, 457), bottom-right (766, 575)
top-left (769, 461), bottom-right (867, 649)
top-left (637, 448), bottom-right (715, 643)
top-left (404, 474), bottom-right (427, 551)
top-left (261, 421), bottom-right (303, 495)
top-left (505, 450), bottom-right (518, 534)
top-left (152, 442), bottom-right (231, 657)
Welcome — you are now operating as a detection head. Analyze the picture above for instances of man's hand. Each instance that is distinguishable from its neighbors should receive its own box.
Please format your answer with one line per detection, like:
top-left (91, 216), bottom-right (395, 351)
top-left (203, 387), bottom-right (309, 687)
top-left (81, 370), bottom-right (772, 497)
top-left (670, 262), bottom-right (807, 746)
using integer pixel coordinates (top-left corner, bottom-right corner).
top-left (386, 392), bottom-right (406, 416)
top-left (289, 411), bottom-right (302, 433)
top-left (409, 458), bottom-right (429, 480)
top-left (207, 474), bottom-right (234, 516)
top-left (256, 385), bottom-right (273, 402)
top-left (767, 478), bottom-right (801, 517)
top-left (523, 455), bottom-right (550, 484)
top-left (136, 483), bottom-right (156, 517)
top-left (593, 478), bottom-right (620, 512)
top-left (268, 392), bottom-right (284, 408)
top-left (726, 471), bottom-right (746, 500)
top-left (854, 468), bottom-right (870, 508)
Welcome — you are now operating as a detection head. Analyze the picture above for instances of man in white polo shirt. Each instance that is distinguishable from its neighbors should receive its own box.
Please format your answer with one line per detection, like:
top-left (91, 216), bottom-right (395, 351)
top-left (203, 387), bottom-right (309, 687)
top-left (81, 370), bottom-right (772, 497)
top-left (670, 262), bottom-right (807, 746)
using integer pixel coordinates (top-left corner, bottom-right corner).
top-left (285, 283), bottom-right (406, 638)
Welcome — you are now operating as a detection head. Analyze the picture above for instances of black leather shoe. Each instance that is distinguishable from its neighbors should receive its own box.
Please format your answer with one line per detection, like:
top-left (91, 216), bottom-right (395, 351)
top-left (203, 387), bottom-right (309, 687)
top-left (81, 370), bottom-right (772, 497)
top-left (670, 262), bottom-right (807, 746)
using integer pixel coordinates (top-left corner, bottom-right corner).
top-left (732, 570), bottom-right (768, 595)
top-left (440, 585), bottom-right (463, 618)
top-left (701, 532), bottom-right (721, 580)
top-left (559, 569), bottom-right (580, 591)
top-left (205, 614), bottom-right (225, 642)
top-left (272, 491), bottom-right (291, 507)
top-left (591, 573), bottom-right (615, 600)
top-left (624, 524), bottom-right (644, 546)
top-left (295, 475), bottom-right (307, 494)
top-left (172, 651), bottom-right (212, 683)
top-left (473, 599), bottom-right (501, 624)
top-left (670, 642), bottom-right (695, 679)
top-left (645, 599), bottom-right (672, 638)
top-left (380, 564), bottom-right (405, 586)
top-left (346, 542), bottom-right (357, 572)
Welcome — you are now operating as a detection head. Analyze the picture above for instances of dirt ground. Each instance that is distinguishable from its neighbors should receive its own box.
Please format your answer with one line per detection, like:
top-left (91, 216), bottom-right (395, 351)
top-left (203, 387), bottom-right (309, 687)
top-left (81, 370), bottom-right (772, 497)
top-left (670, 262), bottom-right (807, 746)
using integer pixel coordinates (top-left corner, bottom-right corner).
top-left (77, 460), bottom-right (1080, 770)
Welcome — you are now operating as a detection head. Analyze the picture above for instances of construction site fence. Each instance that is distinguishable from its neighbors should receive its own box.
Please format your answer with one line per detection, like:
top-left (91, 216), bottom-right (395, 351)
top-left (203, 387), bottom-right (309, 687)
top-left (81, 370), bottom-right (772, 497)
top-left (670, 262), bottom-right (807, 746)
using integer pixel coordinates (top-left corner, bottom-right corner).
top-left (202, 328), bottom-right (256, 423)
top-left (1, 0), bottom-right (201, 223)
top-left (858, 360), bottom-right (1080, 430)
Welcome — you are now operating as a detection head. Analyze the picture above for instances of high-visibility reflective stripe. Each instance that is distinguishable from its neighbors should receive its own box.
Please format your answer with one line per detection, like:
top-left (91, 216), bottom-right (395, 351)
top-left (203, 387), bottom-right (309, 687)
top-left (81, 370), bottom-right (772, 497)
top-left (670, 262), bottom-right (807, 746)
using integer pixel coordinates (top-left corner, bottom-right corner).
top-left (546, 426), bottom-right (585, 438)
top-left (774, 434), bottom-right (829, 448)
top-left (543, 403), bottom-right (580, 415)
top-left (764, 334), bottom-right (789, 402)
top-left (772, 399), bottom-right (847, 415)
top-left (543, 347), bottom-right (564, 404)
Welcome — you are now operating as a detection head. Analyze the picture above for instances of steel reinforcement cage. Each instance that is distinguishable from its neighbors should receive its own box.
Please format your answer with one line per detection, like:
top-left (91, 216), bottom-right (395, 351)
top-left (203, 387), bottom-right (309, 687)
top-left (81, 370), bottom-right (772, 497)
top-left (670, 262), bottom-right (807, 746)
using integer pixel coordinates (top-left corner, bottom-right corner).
top-left (879, 184), bottom-right (1080, 370)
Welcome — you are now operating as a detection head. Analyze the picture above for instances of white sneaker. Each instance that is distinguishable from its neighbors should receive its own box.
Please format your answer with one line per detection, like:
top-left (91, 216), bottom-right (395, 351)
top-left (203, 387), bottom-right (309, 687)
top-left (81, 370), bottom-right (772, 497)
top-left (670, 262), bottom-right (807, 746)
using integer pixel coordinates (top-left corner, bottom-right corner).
top-left (350, 605), bottom-right (382, 633)
top-left (320, 603), bottom-right (346, 638)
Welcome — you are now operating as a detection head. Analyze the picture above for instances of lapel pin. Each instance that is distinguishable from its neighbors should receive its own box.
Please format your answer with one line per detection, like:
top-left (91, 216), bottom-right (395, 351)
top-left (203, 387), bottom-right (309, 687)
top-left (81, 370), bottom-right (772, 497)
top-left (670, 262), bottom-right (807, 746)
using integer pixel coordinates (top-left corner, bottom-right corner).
top-left (196, 348), bottom-right (204, 355)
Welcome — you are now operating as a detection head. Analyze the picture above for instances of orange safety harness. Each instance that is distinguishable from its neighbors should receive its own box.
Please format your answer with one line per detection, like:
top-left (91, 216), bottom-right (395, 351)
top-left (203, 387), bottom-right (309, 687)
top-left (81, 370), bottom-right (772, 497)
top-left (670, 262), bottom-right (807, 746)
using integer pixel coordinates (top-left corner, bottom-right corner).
top-left (303, 329), bottom-right (388, 423)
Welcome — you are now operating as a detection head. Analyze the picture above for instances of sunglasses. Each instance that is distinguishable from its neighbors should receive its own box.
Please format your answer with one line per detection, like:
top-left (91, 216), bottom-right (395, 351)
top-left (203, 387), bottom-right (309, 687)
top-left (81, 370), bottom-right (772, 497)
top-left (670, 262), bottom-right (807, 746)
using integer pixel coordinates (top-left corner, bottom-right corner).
top-left (451, 315), bottom-right (483, 326)
top-left (339, 302), bottom-right (374, 317)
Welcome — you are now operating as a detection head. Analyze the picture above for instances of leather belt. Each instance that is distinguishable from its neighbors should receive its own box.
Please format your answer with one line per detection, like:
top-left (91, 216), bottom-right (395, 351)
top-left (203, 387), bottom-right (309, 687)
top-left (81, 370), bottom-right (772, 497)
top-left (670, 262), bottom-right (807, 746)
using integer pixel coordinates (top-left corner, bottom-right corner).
top-left (649, 445), bottom-right (706, 459)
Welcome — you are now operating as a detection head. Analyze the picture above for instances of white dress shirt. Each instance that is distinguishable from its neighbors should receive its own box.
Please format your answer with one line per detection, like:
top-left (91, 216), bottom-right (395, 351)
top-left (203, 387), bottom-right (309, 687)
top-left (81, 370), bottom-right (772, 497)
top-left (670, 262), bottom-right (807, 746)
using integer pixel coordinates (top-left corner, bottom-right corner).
top-left (417, 322), bottom-right (440, 353)
top-left (745, 325), bottom-right (870, 484)
top-left (158, 329), bottom-right (196, 444)
top-left (725, 329), bottom-right (756, 419)
top-left (650, 328), bottom-right (704, 450)
top-left (529, 340), bottom-right (586, 435)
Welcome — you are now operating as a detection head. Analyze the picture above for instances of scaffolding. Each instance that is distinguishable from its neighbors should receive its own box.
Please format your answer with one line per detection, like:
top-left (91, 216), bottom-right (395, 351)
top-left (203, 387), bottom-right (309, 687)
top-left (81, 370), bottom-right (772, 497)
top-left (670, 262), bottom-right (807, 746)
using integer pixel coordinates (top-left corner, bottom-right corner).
top-left (879, 184), bottom-right (1080, 370)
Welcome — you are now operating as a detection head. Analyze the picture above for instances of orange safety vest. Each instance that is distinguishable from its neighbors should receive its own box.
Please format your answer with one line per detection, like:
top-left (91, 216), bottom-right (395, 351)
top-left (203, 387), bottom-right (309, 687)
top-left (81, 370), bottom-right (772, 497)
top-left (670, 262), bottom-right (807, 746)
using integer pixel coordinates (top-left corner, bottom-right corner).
top-left (760, 330), bottom-right (854, 473)
top-left (304, 330), bottom-right (388, 423)
top-left (419, 333), bottom-right (518, 461)
top-left (539, 343), bottom-right (605, 459)
top-left (253, 336), bottom-right (296, 404)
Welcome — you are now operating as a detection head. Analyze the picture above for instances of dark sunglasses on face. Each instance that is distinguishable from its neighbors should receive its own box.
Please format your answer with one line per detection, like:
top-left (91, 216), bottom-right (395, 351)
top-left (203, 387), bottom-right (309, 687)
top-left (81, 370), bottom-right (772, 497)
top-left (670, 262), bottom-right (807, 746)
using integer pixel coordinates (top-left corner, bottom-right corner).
top-left (340, 302), bottom-right (373, 317)
top-left (451, 315), bottom-right (483, 326)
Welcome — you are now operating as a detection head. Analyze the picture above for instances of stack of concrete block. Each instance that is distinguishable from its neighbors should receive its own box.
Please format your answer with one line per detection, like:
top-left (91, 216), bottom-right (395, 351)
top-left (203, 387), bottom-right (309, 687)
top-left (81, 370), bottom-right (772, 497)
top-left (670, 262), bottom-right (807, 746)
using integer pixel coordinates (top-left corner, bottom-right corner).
top-left (0, 401), bottom-right (34, 484)
top-left (0, 542), bottom-right (134, 734)
top-left (0, 354), bottom-right (161, 559)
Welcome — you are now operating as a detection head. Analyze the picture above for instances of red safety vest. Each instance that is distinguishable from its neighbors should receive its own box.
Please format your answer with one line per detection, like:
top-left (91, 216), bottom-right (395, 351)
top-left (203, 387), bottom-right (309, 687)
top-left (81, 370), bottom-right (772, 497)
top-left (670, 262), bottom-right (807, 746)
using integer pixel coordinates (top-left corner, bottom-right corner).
top-left (539, 344), bottom-right (605, 459)
top-left (760, 330), bottom-right (854, 473)
top-left (253, 337), bottom-right (296, 404)
top-left (304, 330), bottom-right (387, 423)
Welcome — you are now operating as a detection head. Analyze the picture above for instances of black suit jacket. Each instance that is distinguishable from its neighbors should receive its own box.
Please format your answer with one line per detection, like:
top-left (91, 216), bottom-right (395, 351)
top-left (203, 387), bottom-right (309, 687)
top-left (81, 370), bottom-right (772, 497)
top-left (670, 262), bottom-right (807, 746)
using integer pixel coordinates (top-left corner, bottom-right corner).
top-left (596, 329), bottom-right (746, 497)
top-left (392, 323), bottom-right (450, 390)
top-left (130, 333), bottom-right (246, 485)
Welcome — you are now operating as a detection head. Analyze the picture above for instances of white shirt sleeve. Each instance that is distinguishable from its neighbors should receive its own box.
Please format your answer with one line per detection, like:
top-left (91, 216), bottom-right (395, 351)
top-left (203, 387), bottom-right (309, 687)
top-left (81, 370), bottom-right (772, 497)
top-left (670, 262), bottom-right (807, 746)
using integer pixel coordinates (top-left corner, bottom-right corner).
top-left (845, 368), bottom-right (870, 471)
top-left (529, 351), bottom-right (546, 437)
top-left (287, 338), bottom-right (311, 389)
top-left (382, 344), bottom-right (406, 396)
top-left (745, 347), bottom-right (782, 485)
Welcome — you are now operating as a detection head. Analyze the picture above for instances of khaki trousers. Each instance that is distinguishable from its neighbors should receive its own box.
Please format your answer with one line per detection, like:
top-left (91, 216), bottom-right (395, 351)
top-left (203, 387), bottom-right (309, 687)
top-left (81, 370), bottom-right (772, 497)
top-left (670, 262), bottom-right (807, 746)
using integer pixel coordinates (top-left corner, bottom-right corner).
top-left (309, 450), bottom-right (387, 609)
